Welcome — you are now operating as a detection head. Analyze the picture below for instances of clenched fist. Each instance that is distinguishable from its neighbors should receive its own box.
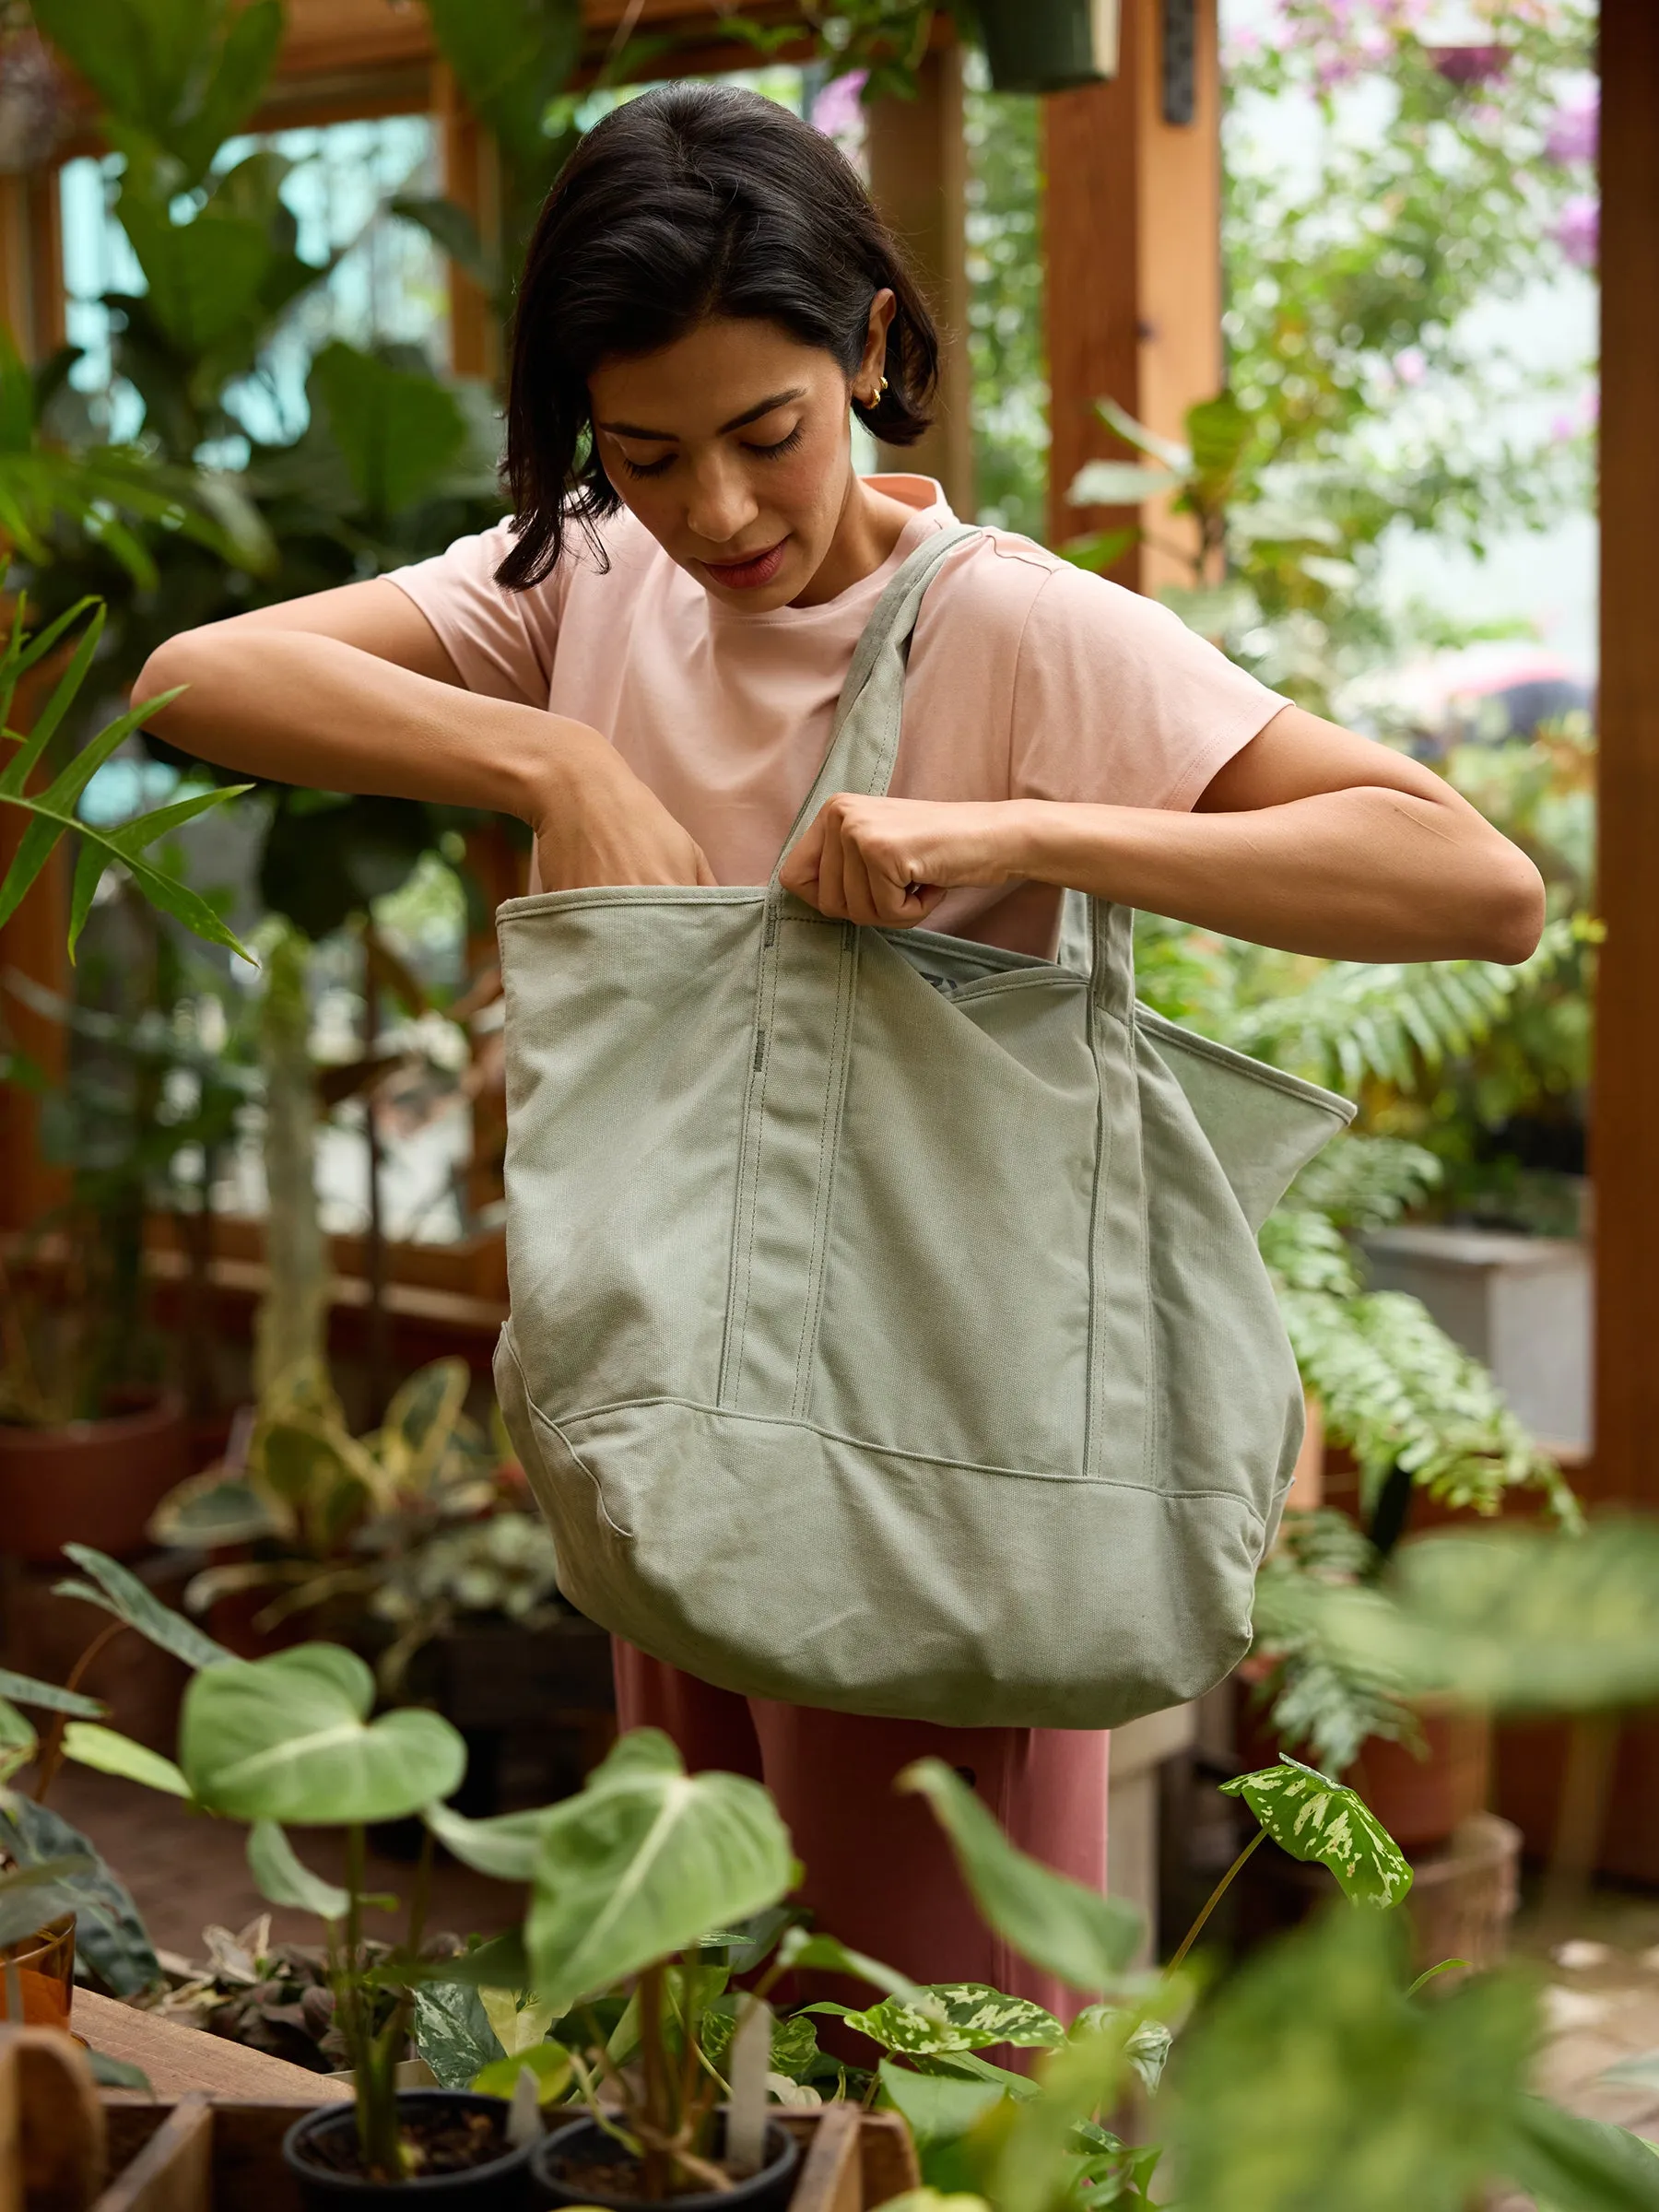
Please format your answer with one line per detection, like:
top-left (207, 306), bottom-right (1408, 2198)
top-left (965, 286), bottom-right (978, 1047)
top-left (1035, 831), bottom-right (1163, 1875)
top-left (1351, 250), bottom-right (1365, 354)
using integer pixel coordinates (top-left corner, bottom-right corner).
top-left (778, 794), bottom-right (1028, 927)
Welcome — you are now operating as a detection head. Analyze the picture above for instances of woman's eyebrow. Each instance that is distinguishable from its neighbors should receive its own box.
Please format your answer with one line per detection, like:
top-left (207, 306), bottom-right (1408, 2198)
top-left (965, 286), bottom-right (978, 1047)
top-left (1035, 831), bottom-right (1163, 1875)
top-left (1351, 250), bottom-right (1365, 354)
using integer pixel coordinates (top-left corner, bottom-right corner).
top-left (595, 387), bottom-right (808, 441)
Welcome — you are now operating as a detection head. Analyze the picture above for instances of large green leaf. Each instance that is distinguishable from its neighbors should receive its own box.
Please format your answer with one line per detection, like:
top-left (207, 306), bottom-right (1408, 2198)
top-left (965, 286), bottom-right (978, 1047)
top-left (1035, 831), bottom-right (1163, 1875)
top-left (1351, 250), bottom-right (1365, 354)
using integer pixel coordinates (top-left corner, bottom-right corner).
top-left (1505, 2097), bottom-right (1659, 2212)
top-left (900, 1759), bottom-right (1142, 1993)
top-left (56, 1544), bottom-right (232, 1672)
top-left (423, 0), bottom-right (583, 170)
top-left (308, 343), bottom-right (468, 522)
top-left (1220, 1759), bottom-right (1413, 1908)
top-left (0, 1792), bottom-right (159, 1995)
top-left (120, 201), bottom-right (274, 354)
top-left (180, 1642), bottom-right (467, 1824)
top-left (170, 0), bottom-right (283, 185)
top-left (1168, 1908), bottom-right (1534, 2212)
top-left (830, 1984), bottom-right (1064, 2059)
top-left (525, 1727), bottom-right (794, 2017)
top-left (247, 1819), bottom-right (351, 1922)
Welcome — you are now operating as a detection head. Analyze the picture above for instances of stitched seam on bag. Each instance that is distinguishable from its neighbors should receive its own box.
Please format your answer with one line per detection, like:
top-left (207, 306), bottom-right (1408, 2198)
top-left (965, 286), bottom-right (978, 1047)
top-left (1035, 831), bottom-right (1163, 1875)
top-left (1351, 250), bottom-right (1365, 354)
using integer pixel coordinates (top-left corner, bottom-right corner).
top-left (1135, 996), bottom-right (1159, 1492)
top-left (1134, 1007), bottom-right (1355, 1115)
top-left (539, 1393), bottom-right (1265, 1523)
top-left (720, 904), bottom-right (782, 1406)
top-left (500, 1332), bottom-right (637, 1540)
top-left (497, 888), bottom-right (764, 922)
top-left (1082, 921), bottom-right (1114, 1484)
top-left (791, 923), bottom-right (859, 1422)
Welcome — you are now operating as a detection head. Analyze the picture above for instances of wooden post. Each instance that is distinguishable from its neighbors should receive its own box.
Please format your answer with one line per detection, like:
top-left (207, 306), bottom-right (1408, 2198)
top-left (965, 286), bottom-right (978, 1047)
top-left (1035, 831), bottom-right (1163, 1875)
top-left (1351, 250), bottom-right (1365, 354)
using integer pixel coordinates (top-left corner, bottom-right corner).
top-left (436, 60), bottom-right (502, 382)
top-left (865, 45), bottom-right (974, 517)
top-left (0, 177), bottom-right (71, 1235)
top-left (1042, 0), bottom-right (1221, 587)
top-left (1594, 0), bottom-right (1659, 1509)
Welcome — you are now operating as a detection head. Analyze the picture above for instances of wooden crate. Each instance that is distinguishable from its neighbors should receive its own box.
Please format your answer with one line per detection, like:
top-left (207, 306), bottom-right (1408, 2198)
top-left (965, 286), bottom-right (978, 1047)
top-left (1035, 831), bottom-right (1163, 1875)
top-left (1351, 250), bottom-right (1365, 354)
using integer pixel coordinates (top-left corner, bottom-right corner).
top-left (1, 2026), bottom-right (920, 2211)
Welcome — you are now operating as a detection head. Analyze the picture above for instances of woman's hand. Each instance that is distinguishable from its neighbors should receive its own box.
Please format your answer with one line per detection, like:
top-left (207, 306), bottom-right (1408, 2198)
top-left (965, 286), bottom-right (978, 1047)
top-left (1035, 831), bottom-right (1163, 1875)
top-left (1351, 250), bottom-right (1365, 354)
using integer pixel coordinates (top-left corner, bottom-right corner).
top-left (779, 794), bottom-right (1022, 926)
top-left (532, 725), bottom-right (717, 891)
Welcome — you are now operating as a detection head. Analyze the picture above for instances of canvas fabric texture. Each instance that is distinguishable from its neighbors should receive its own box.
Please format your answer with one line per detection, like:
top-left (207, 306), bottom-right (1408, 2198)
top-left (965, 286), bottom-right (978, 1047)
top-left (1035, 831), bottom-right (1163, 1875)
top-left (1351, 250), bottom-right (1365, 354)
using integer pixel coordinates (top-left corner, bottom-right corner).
top-left (493, 523), bottom-right (1355, 1730)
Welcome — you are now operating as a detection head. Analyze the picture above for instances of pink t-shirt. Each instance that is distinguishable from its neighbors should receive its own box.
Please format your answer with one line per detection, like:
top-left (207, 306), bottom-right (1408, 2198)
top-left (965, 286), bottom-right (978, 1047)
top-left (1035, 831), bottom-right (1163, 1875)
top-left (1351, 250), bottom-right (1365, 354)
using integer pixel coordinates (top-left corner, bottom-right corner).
top-left (389, 476), bottom-right (1287, 957)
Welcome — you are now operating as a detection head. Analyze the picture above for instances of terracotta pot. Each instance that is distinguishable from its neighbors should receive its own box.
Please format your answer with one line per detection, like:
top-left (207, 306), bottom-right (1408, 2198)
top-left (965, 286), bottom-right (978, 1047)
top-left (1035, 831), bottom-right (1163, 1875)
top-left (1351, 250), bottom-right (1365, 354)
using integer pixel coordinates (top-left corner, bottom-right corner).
top-left (1347, 1705), bottom-right (1492, 1851)
top-left (0, 1911), bottom-right (75, 2030)
top-left (0, 1390), bottom-right (188, 1564)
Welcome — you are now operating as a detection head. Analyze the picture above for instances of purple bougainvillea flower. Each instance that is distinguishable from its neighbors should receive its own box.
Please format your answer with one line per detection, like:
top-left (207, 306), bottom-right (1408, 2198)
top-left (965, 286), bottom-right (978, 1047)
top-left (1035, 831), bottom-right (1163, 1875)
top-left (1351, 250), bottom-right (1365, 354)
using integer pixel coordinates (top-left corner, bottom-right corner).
top-left (810, 70), bottom-right (867, 146)
top-left (1554, 194), bottom-right (1599, 270)
top-left (1428, 41), bottom-right (1510, 84)
top-left (1393, 346), bottom-right (1428, 386)
top-left (1544, 87), bottom-right (1598, 166)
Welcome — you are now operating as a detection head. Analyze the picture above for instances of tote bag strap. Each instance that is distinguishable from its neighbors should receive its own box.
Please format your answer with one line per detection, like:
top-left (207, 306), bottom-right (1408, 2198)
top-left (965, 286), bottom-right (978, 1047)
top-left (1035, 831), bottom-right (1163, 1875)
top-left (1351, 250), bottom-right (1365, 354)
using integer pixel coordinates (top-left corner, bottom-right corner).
top-left (770, 516), bottom-right (1133, 1023)
top-left (771, 519), bottom-right (981, 878)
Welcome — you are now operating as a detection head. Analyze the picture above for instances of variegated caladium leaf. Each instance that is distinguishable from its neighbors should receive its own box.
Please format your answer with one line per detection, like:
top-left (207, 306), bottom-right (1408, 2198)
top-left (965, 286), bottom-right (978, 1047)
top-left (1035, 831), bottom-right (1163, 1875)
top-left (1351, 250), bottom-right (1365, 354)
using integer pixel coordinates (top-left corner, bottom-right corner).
top-left (1221, 1759), bottom-right (1413, 1908)
top-left (834, 1983), bottom-right (1065, 2057)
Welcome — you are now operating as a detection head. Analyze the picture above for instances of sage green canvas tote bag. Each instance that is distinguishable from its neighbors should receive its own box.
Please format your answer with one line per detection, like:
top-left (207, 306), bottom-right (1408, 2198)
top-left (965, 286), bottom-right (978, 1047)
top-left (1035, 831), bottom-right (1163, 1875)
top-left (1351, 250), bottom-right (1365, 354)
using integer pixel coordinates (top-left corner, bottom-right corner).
top-left (493, 523), bottom-right (1354, 1730)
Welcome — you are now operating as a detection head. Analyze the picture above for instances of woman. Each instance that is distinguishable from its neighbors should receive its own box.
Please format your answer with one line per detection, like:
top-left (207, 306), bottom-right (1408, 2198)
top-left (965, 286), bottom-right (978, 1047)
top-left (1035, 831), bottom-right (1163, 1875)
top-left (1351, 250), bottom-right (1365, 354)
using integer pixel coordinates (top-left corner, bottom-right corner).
top-left (141, 84), bottom-right (1542, 2008)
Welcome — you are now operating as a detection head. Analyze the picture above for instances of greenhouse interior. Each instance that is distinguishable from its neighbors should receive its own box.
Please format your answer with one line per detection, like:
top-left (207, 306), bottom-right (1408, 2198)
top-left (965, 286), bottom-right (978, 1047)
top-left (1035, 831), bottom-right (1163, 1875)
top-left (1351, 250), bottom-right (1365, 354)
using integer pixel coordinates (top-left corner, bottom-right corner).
top-left (0, 0), bottom-right (1656, 2205)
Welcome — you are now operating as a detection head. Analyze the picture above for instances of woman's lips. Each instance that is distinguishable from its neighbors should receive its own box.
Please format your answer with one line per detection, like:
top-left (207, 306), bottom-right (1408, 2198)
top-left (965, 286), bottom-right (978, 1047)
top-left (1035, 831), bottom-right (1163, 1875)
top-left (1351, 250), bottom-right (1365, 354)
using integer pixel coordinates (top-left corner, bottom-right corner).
top-left (701, 538), bottom-right (789, 591)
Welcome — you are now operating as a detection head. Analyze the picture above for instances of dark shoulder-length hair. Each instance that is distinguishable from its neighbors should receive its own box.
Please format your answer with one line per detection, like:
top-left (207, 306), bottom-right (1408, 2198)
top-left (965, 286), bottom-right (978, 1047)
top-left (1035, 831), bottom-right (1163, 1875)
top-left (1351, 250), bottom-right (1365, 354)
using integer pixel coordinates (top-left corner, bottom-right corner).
top-left (496, 82), bottom-right (939, 591)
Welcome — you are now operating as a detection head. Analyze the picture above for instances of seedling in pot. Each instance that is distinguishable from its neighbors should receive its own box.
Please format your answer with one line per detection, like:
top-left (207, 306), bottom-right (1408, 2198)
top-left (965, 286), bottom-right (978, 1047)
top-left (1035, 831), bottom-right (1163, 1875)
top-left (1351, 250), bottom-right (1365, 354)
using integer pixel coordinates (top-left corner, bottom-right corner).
top-left (430, 1728), bottom-right (920, 2203)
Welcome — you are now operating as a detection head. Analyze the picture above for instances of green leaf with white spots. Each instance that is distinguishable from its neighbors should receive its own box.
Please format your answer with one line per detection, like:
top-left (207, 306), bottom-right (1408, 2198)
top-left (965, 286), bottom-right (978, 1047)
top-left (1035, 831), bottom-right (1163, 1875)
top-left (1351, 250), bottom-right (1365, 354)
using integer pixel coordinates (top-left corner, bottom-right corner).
top-left (1221, 1759), bottom-right (1412, 1907)
top-left (837, 1984), bottom-right (1065, 2058)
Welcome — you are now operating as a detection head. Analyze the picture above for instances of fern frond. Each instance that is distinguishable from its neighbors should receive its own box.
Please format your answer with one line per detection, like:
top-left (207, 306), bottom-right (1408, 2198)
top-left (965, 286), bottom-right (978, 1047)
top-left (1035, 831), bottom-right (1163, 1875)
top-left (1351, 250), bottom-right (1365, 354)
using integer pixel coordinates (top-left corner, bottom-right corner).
top-left (1277, 1282), bottom-right (1580, 1526)
top-left (1224, 916), bottom-right (1578, 1092)
top-left (1286, 1133), bottom-right (1441, 1230)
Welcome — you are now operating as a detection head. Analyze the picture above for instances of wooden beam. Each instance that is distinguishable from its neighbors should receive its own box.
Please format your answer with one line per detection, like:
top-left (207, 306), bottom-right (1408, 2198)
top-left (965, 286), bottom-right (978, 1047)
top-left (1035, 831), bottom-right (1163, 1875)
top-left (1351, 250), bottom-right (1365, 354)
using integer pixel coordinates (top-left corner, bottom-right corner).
top-left (1042, 0), bottom-right (1221, 587)
top-left (865, 43), bottom-right (974, 517)
top-left (1593, 0), bottom-right (1659, 1511)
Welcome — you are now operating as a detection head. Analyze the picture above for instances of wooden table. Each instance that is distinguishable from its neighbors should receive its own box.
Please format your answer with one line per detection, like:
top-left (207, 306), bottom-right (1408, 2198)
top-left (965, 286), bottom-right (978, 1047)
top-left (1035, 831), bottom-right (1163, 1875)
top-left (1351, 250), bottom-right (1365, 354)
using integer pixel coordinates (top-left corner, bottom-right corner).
top-left (72, 1989), bottom-right (351, 2103)
top-left (29, 1996), bottom-right (919, 2209)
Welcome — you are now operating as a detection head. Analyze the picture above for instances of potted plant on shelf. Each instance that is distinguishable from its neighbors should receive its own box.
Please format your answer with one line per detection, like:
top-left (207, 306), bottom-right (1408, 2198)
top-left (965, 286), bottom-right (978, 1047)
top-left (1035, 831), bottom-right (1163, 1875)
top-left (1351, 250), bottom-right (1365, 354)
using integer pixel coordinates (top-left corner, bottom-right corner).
top-left (148, 1353), bottom-right (613, 1806)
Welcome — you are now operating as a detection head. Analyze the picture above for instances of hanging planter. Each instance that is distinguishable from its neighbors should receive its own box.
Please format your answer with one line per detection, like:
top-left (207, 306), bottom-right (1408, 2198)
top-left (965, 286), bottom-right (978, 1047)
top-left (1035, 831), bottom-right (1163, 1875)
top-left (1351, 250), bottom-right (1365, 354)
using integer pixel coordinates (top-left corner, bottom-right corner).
top-left (973, 0), bottom-right (1120, 93)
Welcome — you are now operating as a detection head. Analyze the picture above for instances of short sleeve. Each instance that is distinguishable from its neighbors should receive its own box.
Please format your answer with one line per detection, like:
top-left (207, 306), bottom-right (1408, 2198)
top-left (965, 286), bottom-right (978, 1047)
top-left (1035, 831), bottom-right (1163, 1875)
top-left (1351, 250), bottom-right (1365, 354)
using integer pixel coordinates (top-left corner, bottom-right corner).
top-left (1009, 561), bottom-right (1288, 812)
top-left (386, 518), bottom-right (565, 708)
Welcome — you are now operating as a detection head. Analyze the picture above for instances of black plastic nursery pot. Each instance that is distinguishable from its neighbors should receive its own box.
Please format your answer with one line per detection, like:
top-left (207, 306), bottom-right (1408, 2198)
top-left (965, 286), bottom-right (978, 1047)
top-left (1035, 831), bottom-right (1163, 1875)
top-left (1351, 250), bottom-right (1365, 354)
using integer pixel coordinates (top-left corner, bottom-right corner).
top-left (282, 2091), bottom-right (534, 2209)
top-left (532, 2113), bottom-right (802, 2211)
top-left (974, 0), bottom-right (1119, 92)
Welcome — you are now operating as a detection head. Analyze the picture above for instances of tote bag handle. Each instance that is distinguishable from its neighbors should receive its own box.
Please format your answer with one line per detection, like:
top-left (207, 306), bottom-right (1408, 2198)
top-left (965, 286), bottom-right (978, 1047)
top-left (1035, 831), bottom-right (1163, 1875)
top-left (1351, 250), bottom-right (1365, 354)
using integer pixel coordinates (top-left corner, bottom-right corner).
top-left (771, 520), bottom-right (1133, 1022)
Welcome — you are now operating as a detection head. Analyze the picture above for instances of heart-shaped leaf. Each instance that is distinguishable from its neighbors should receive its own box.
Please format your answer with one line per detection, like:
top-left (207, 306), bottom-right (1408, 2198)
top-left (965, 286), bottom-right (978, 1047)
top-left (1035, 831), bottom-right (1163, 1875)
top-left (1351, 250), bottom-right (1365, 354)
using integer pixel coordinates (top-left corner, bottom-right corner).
top-left (180, 1643), bottom-right (466, 1824)
top-left (526, 1728), bottom-right (794, 2017)
top-left (900, 1759), bottom-right (1143, 1992)
top-left (1220, 1759), bottom-right (1412, 1907)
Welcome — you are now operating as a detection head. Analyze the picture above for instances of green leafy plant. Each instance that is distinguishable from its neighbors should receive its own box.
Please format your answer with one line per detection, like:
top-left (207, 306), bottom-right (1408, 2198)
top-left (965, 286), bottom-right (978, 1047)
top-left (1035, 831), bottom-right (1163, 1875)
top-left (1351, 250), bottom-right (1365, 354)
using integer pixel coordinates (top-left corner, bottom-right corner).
top-left (0, 597), bottom-right (251, 964)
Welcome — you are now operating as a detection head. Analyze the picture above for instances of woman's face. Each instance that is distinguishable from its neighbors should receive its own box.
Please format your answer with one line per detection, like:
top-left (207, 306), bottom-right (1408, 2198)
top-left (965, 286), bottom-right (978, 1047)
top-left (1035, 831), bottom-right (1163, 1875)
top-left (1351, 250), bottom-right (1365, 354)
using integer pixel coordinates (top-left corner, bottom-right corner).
top-left (588, 307), bottom-right (888, 611)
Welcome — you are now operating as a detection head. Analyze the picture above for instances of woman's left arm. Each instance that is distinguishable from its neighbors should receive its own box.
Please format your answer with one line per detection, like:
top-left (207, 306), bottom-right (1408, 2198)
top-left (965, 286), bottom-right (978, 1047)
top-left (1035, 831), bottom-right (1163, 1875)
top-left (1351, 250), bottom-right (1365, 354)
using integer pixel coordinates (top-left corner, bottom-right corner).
top-left (778, 702), bottom-right (1546, 964)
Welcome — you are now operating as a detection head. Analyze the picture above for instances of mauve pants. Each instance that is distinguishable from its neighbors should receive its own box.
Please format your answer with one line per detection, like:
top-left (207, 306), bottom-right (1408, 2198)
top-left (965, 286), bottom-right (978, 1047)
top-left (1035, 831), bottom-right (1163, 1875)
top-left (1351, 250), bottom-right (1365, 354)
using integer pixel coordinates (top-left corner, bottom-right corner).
top-left (614, 1640), bottom-right (1111, 2021)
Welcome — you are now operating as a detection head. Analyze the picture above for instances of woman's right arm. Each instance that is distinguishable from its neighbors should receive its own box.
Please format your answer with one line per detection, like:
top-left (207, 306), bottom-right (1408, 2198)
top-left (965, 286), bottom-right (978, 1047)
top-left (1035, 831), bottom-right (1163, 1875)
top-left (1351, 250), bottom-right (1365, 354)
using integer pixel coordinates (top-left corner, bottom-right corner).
top-left (136, 580), bottom-right (713, 888)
